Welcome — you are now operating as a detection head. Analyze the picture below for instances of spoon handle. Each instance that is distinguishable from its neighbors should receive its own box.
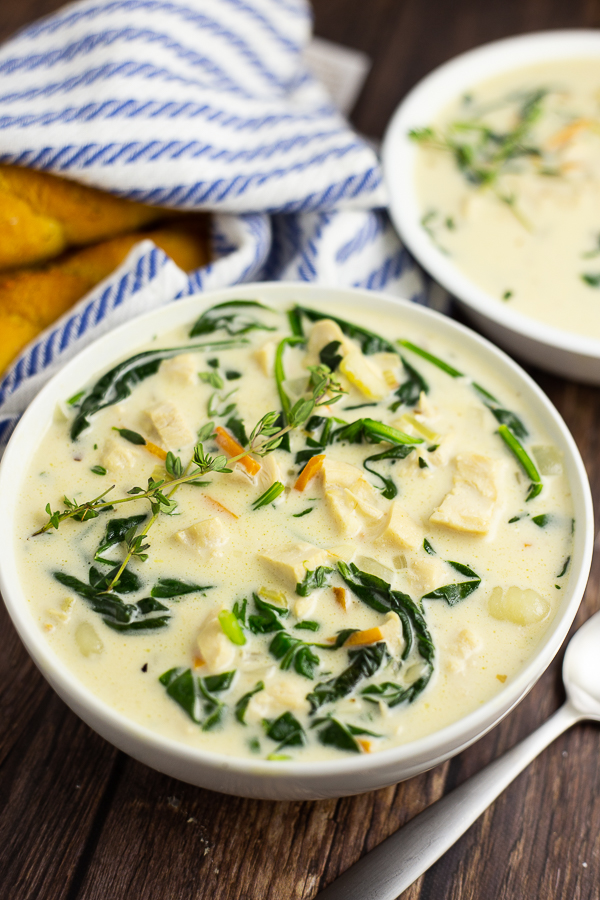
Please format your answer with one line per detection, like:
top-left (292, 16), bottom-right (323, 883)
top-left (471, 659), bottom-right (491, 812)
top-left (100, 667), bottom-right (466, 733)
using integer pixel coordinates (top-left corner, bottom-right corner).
top-left (316, 701), bottom-right (580, 900)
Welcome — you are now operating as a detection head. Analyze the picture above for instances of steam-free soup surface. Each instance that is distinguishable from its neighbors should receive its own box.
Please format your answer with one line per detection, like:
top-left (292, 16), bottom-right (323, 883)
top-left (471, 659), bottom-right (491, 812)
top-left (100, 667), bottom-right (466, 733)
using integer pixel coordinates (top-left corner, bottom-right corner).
top-left (15, 299), bottom-right (573, 761)
top-left (414, 59), bottom-right (600, 340)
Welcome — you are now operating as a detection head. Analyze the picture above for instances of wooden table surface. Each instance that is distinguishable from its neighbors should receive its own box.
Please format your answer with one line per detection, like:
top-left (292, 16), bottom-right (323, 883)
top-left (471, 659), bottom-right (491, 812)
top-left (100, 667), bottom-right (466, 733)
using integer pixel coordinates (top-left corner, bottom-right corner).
top-left (2, 1), bottom-right (600, 898)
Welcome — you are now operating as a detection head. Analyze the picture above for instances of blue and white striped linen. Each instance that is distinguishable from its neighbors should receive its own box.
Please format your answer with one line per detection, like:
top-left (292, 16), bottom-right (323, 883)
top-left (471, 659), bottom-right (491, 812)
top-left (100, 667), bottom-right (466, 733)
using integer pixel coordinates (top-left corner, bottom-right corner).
top-left (0, 0), bottom-right (427, 452)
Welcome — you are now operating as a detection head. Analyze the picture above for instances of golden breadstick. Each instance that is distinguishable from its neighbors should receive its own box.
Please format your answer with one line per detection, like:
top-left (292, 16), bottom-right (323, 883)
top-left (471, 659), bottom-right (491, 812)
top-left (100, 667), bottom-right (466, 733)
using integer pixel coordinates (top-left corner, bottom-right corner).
top-left (0, 165), bottom-right (165, 271)
top-left (0, 217), bottom-right (211, 375)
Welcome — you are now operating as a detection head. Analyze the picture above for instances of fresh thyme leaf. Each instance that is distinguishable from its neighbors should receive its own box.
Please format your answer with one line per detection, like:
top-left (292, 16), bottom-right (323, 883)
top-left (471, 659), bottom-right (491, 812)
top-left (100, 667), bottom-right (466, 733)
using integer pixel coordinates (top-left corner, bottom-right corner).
top-left (502, 290), bottom-right (514, 301)
top-left (581, 273), bottom-right (600, 288)
top-left (252, 481), bottom-right (285, 510)
top-left (112, 427), bottom-right (146, 445)
top-left (292, 507), bottom-right (314, 518)
top-left (189, 300), bottom-right (276, 338)
top-left (423, 538), bottom-right (436, 555)
top-left (71, 341), bottom-right (245, 440)
top-left (199, 370), bottom-right (224, 390)
top-left (296, 566), bottom-right (334, 597)
top-left (95, 514), bottom-right (148, 560)
top-left (91, 465), bottom-right (107, 476)
top-left (235, 681), bottom-right (264, 724)
top-left (150, 578), bottom-right (213, 599)
top-left (89, 564), bottom-right (141, 595)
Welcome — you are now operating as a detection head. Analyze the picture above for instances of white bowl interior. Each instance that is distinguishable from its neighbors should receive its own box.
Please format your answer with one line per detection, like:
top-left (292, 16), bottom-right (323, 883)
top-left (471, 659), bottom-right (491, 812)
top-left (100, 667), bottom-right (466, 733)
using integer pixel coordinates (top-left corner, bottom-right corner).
top-left (0, 282), bottom-right (593, 799)
top-left (382, 30), bottom-right (600, 370)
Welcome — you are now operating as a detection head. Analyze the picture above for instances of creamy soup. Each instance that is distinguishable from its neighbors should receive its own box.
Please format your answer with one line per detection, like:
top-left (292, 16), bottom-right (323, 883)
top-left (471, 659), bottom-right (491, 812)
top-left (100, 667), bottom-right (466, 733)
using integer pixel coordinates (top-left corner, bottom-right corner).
top-left (414, 59), bottom-right (600, 340)
top-left (15, 299), bottom-right (573, 761)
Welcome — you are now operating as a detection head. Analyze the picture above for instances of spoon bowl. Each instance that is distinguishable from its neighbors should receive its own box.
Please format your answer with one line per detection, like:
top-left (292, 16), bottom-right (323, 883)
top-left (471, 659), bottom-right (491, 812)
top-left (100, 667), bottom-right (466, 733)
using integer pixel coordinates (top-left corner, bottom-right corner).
top-left (563, 612), bottom-right (600, 716)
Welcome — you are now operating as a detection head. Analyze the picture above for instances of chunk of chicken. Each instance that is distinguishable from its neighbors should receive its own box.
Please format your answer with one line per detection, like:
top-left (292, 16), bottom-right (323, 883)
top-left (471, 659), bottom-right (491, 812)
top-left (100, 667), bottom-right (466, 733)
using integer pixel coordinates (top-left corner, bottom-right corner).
top-left (430, 453), bottom-right (503, 534)
top-left (245, 679), bottom-right (310, 723)
top-left (197, 610), bottom-right (236, 674)
top-left (375, 503), bottom-right (423, 550)
top-left (255, 453), bottom-right (282, 491)
top-left (322, 458), bottom-right (383, 536)
top-left (148, 401), bottom-right (195, 450)
top-left (254, 339), bottom-right (277, 377)
top-left (160, 353), bottom-right (197, 385)
top-left (176, 517), bottom-right (230, 556)
top-left (101, 437), bottom-right (137, 472)
top-left (407, 556), bottom-right (449, 596)
top-left (260, 542), bottom-right (330, 590)
top-left (380, 610), bottom-right (404, 657)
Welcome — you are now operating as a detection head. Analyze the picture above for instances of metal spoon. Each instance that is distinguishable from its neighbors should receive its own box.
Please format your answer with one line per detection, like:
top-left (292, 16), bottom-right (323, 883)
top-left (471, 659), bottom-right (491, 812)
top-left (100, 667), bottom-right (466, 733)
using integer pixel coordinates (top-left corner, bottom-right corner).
top-left (316, 610), bottom-right (600, 900)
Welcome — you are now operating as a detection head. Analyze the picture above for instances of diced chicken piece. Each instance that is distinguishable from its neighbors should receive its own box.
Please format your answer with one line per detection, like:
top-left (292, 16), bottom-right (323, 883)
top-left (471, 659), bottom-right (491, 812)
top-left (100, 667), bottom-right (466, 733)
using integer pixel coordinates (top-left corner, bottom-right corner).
top-left (197, 610), bottom-right (236, 674)
top-left (415, 390), bottom-right (435, 418)
top-left (340, 348), bottom-right (389, 400)
top-left (101, 437), bottom-right (137, 472)
top-left (260, 542), bottom-right (330, 590)
top-left (254, 339), bottom-right (277, 377)
top-left (322, 458), bottom-right (365, 490)
top-left (176, 517), bottom-right (230, 556)
top-left (380, 610), bottom-right (404, 657)
top-left (430, 453), bottom-right (504, 534)
top-left (160, 353), bottom-right (197, 385)
top-left (245, 679), bottom-right (310, 724)
top-left (427, 434), bottom-right (456, 467)
top-left (375, 503), bottom-right (423, 550)
top-left (305, 319), bottom-right (354, 367)
top-left (408, 556), bottom-right (449, 596)
top-left (445, 628), bottom-right (483, 674)
top-left (148, 401), bottom-right (195, 450)
top-left (325, 487), bottom-right (362, 538)
top-left (256, 453), bottom-right (282, 491)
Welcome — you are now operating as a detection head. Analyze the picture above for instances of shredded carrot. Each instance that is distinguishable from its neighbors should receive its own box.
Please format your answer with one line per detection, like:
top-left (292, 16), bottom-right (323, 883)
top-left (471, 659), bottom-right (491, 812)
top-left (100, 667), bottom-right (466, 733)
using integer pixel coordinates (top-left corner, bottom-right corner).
top-left (357, 739), bottom-right (373, 753)
top-left (547, 118), bottom-right (591, 148)
top-left (333, 586), bottom-right (347, 610)
top-left (345, 626), bottom-right (383, 647)
top-left (205, 496), bottom-right (239, 520)
top-left (146, 440), bottom-right (167, 461)
top-left (192, 655), bottom-right (205, 670)
top-left (214, 425), bottom-right (261, 476)
top-left (294, 453), bottom-right (325, 491)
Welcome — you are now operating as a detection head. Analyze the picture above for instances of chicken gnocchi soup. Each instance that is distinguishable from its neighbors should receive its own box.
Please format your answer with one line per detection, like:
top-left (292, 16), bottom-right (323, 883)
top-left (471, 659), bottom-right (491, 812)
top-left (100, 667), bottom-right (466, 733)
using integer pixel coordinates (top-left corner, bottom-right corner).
top-left (16, 299), bottom-right (574, 761)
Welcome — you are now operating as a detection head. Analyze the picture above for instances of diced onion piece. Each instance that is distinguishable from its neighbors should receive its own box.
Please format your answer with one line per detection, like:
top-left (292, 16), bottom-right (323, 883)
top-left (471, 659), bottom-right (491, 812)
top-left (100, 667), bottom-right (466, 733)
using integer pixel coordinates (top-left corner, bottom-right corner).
top-left (215, 425), bottom-right (261, 476)
top-left (399, 414), bottom-right (438, 442)
top-left (339, 349), bottom-right (388, 400)
top-left (531, 445), bottom-right (563, 476)
top-left (488, 586), bottom-right (550, 625)
top-left (75, 622), bottom-right (103, 657)
top-left (355, 555), bottom-right (394, 583)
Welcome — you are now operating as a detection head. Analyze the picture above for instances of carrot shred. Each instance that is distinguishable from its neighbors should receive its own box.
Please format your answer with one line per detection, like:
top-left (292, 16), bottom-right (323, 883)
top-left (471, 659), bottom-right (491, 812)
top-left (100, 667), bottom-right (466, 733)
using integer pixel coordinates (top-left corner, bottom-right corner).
top-left (345, 626), bottom-right (383, 647)
top-left (145, 440), bottom-right (167, 461)
top-left (294, 453), bottom-right (325, 491)
top-left (192, 655), bottom-right (205, 670)
top-left (214, 425), bottom-right (261, 476)
top-left (357, 739), bottom-right (373, 753)
top-left (205, 496), bottom-right (239, 520)
top-left (333, 586), bottom-right (347, 610)
top-left (547, 118), bottom-right (591, 148)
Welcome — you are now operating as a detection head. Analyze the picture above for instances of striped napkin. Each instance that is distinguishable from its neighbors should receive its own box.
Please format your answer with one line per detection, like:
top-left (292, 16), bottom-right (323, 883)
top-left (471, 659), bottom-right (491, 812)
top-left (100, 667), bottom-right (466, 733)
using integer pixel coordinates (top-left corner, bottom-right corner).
top-left (0, 0), bottom-right (427, 451)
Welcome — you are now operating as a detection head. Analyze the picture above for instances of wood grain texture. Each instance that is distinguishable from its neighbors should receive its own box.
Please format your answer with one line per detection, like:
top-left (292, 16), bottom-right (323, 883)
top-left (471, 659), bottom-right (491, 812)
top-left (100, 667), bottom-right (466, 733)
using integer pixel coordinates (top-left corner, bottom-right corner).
top-left (1, 2), bottom-right (600, 899)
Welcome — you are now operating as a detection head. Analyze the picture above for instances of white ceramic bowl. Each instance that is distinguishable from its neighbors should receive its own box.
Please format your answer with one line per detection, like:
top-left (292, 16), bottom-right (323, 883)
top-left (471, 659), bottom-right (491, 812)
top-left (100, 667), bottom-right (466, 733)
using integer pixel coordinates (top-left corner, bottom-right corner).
top-left (0, 283), bottom-right (593, 800)
top-left (382, 30), bottom-right (600, 384)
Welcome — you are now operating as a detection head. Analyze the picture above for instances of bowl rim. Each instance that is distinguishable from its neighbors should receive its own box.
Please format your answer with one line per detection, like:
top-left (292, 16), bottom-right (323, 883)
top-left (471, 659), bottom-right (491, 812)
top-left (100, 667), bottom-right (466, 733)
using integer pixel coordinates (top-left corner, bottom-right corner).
top-left (382, 28), bottom-right (600, 361)
top-left (0, 281), bottom-right (594, 784)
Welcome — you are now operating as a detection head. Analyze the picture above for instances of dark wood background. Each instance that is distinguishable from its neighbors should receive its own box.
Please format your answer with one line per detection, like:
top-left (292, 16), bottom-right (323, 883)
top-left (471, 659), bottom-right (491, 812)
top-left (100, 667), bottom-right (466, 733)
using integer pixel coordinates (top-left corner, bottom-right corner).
top-left (2, 2), bottom-right (600, 898)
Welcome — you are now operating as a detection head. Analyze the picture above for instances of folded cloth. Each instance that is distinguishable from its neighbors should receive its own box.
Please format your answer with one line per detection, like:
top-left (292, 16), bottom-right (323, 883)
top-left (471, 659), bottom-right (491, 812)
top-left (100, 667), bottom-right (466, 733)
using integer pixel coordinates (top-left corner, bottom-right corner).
top-left (0, 0), bottom-right (427, 452)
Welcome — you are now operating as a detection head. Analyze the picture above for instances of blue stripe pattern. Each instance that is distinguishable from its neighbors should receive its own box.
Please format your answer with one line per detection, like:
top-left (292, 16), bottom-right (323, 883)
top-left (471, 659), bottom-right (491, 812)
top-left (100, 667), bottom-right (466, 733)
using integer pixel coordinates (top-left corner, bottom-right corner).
top-left (0, 0), bottom-right (429, 454)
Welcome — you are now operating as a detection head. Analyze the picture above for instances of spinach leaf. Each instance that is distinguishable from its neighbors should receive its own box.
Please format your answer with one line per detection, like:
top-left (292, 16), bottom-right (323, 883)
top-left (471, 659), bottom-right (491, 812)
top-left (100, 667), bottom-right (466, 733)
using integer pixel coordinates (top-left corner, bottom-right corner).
top-left (389, 357), bottom-right (429, 412)
top-left (498, 424), bottom-right (542, 501)
top-left (159, 667), bottom-right (235, 730)
top-left (150, 578), bottom-right (213, 599)
top-left (307, 643), bottom-right (388, 713)
top-left (294, 620), bottom-right (320, 631)
top-left (319, 340), bottom-right (343, 371)
top-left (296, 566), bottom-right (334, 597)
top-left (557, 556), bottom-right (570, 578)
top-left (112, 427), bottom-right (147, 445)
top-left (53, 571), bottom-right (171, 632)
top-left (333, 418), bottom-right (422, 447)
top-left (485, 405), bottom-right (528, 439)
top-left (362, 668), bottom-right (432, 707)
top-left (532, 514), bottom-right (551, 528)
top-left (292, 507), bottom-right (314, 518)
top-left (294, 306), bottom-right (398, 355)
top-left (313, 717), bottom-right (360, 753)
top-left (189, 300), bottom-right (275, 338)
top-left (70, 341), bottom-right (244, 440)
top-left (225, 414), bottom-right (248, 447)
top-left (235, 681), bottom-right (265, 724)
top-left (422, 561), bottom-right (481, 606)
top-left (363, 444), bottom-right (415, 499)
top-left (88, 564), bottom-right (141, 594)
top-left (263, 711), bottom-right (305, 750)
top-left (247, 594), bottom-right (288, 634)
top-left (269, 631), bottom-right (320, 679)
top-left (95, 514), bottom-right (147, 561)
